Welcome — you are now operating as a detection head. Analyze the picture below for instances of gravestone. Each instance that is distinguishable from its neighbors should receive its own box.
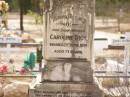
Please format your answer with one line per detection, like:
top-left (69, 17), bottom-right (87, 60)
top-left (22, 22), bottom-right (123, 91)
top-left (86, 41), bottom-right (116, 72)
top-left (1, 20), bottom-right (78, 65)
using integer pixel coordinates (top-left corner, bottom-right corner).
top-left (0, 37), bottom-right (22, 61)
top-left (44, 0), bottom-right (94, 82)
top-left (112, 35), bottom-right (130, 85)
top-left (29, 0), bottom-right (103, 97)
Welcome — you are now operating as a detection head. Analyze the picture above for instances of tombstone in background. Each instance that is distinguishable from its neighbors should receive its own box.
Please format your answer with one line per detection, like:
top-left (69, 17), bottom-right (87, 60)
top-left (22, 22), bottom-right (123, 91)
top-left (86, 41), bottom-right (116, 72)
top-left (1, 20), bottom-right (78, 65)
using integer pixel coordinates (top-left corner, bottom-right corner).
top-left (29, 0), bottom-right (103, 97)
top-left (111, 33), bottom-right (130, 86)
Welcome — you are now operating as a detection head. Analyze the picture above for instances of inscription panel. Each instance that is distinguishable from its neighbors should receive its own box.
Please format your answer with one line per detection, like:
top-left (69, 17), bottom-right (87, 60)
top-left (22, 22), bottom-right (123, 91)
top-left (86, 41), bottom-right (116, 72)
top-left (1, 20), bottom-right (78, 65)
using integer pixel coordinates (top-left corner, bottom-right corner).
top-left (45, 0), bottom-right (93, 60)
top-left (29, 83), bottom-right (102, 97)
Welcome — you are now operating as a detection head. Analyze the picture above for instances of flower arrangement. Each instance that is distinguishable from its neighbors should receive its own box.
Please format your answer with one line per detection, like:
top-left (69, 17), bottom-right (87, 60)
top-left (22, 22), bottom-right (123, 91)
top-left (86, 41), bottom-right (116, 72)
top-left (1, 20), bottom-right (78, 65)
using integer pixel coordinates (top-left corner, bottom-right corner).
top-left (0, 1), bottom-right (9, 15)
top-left (0, 1), bottom-right (9, 28)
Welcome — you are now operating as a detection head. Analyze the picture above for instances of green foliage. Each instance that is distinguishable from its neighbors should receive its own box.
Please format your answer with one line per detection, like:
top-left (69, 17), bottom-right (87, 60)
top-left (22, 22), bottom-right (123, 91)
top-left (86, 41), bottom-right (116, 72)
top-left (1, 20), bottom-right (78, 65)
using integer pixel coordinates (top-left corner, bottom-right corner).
top-left (5, 0), bottom-right (130, 18)
top-left (36, 46), bottom-right (43, 63)
top-left (27, 10), bottom-right (43, 24)
top-left (23, 0), bottom-right (31, 14)
top-left (27, 10), bottom-right (35, 16)
top-left (96, 0), bottom-right (130, 17)
top-left (5, 0), bottom-right (19, 11)
top-left (5, 0), bottom-right (44, 14)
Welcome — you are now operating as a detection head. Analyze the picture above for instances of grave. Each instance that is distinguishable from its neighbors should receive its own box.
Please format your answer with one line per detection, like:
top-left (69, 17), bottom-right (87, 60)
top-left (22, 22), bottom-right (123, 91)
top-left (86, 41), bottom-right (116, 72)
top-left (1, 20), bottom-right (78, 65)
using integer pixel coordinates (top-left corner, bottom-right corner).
top-left (29, 0), bottom-right (103, 97)
top-left (0, 37), bottom-right (22, 61)
top-left (112, 32), bottom-right (130, 75)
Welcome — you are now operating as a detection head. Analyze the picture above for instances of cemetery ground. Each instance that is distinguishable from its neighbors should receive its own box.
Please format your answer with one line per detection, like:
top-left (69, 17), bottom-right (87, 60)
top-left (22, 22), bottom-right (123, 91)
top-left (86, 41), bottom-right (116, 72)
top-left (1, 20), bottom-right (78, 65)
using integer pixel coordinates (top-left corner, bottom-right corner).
top-left (0, 13), bottom-right (130, 97)
top-left (7, 12), bottom-right (43, 42)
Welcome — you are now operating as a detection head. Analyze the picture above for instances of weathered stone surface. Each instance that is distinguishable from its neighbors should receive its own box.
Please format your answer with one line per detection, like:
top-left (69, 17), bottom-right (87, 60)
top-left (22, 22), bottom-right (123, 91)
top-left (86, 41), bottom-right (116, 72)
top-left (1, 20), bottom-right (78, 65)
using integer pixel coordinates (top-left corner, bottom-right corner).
top-left (29, 82), bottom-right (103, 97)
top-left (44, 0), bottom-right (94, 60)
top-left (0, 83), bottom-right (3, 97)
top-left (3, 81), bottom-right (29, 97)
top-left (29, 0), bottom-right (102, 97)
top-left (42, 0), bottom-right (95, 82)
top-left (43, 60), bottom-right (93, 82)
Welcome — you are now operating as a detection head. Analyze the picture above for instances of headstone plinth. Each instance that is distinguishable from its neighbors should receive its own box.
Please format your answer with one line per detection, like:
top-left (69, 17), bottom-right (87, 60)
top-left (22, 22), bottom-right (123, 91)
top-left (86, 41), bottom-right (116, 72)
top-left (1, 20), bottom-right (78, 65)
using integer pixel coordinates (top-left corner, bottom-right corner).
top-left (29, 82), bottom-right (103, 97)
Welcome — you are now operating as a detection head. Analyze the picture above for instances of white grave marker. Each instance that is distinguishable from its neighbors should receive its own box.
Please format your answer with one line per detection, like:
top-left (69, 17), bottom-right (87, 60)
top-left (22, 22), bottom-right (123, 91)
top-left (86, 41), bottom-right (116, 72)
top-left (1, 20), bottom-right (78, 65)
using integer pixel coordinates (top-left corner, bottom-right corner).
top-left (0, 37), bottom-right (22, 61)
top-left (0, 37), bottom-right (22, 43)
top-left (112, 33), bottom-right (130, 75)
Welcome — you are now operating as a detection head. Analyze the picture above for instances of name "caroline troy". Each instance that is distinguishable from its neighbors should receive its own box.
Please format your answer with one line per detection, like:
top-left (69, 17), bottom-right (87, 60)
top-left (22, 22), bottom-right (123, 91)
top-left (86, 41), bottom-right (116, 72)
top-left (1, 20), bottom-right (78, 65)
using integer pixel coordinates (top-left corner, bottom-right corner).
top-left (50, 34), bottom-right (87, 41)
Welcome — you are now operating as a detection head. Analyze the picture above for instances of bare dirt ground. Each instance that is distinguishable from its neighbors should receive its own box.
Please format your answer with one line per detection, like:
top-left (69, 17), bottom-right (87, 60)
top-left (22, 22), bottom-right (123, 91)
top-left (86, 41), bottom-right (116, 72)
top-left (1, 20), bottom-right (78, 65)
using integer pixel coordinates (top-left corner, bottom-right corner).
top-left (95, 18), bottom-right (130, 33)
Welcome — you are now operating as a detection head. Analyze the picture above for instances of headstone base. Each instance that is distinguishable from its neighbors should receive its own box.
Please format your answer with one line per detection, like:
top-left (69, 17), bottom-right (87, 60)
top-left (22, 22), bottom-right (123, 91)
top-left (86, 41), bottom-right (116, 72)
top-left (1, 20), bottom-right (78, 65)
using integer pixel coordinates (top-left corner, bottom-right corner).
top-left (29, 82), bottom-right (104, 97)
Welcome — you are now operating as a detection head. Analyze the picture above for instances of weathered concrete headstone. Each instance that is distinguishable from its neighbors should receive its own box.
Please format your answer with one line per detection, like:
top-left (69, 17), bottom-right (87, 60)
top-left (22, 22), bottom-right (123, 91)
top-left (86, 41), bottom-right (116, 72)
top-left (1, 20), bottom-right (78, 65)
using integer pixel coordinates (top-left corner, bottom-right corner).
top-left (29, 0), bottom-right (103, 97)
top-left (43, 0), bottom-right (94, 82)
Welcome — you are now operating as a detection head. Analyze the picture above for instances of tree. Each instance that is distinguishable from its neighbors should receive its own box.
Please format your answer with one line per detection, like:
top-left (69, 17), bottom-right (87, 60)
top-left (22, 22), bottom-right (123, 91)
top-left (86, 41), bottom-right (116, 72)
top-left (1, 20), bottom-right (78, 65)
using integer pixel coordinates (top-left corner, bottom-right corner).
top-left (23, 0), bottom-right (31, 14)
top-left (19, 0), bottom-right (24, 31)
top-left (5, 0), bottom-right (19, 12)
